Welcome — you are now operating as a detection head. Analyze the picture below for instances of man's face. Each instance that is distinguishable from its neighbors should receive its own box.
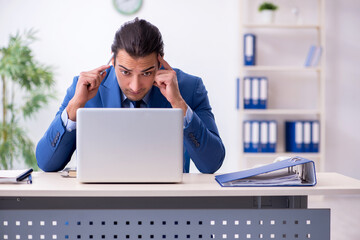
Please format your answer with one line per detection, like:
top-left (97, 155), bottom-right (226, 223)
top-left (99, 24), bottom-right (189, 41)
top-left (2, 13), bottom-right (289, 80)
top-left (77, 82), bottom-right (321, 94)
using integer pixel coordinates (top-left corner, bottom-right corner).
top-left (114, 50), bottom-right (158, 101)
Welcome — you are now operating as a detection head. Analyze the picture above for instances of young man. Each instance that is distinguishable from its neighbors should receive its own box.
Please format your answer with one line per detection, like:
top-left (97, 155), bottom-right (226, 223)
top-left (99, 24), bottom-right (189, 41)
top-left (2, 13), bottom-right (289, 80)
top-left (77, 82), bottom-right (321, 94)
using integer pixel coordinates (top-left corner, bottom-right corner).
top-left (36, 18), bottom-right (225, 173)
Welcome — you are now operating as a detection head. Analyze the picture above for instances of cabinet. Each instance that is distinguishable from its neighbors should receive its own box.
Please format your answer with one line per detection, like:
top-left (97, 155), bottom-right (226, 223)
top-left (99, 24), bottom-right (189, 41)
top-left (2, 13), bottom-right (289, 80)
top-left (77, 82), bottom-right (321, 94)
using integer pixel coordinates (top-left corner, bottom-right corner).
top-left (238, 0), bottom-right (326, 171)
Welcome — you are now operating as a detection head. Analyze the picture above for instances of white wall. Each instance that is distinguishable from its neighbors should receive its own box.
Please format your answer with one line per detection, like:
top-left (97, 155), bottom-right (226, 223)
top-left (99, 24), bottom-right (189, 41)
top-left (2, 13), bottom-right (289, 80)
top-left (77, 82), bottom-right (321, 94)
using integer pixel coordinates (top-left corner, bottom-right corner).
top-left (0, 0), bottom-right (359, 179)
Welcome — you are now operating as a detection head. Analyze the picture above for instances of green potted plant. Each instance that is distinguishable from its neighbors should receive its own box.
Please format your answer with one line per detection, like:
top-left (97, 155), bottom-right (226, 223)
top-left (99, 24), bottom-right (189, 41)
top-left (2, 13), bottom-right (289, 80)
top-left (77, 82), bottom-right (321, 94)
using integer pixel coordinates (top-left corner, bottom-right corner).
top-left (0, 30), bottom-right (55, 170)
top-left (258, 2), bottom-right (279, 24)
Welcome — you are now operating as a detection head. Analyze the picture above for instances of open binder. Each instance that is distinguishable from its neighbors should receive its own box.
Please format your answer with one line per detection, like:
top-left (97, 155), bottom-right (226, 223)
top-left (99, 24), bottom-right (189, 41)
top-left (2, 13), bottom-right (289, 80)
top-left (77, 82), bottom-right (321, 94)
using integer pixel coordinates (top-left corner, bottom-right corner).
top-left (215, 156), bottom-right (317, 187)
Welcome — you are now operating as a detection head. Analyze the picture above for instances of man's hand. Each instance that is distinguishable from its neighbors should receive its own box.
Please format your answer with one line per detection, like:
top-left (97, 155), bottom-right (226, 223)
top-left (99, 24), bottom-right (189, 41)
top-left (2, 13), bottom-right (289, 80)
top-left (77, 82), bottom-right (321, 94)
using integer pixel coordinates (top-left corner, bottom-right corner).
top-left (154, 55), bottom-right (187, 116)
top-left (66, 65), bottom-right (110, 121)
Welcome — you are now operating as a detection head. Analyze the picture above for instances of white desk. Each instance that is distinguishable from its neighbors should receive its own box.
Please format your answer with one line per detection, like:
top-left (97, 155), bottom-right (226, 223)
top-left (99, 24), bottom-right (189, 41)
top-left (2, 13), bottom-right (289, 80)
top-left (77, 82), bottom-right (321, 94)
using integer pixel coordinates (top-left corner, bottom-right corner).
top-left (1, 172), bottom-right (360, 240)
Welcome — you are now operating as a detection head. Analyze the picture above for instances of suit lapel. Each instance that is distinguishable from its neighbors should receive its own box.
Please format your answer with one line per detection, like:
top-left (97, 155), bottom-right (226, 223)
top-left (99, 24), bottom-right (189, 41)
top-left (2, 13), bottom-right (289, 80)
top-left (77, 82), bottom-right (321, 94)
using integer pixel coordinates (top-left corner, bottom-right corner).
top-left (98, 67), bottom-right (122, 108)
top-left (148, 86), bottom-right (171, 108)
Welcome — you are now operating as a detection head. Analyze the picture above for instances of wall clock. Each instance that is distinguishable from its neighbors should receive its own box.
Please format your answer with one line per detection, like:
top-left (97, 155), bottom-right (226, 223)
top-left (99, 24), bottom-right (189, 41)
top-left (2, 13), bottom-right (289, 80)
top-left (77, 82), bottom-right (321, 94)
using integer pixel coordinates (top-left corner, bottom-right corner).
top-left (113, 0), bottom-right (143, 15)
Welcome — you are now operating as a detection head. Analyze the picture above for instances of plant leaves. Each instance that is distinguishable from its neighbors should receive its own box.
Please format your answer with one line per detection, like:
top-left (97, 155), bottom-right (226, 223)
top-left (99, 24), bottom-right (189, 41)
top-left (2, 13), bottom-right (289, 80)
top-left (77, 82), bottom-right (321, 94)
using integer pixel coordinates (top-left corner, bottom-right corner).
top-left (0, 29), bottom-right (54, 170)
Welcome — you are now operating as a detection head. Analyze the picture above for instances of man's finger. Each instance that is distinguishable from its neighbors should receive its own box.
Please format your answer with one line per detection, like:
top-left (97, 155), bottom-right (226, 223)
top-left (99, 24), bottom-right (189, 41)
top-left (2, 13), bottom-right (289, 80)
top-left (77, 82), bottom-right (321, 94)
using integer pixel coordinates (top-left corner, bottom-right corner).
top-left (94, 65), bottom-right (111, 73)
top-left (158, 54), bottom-right (172, 70)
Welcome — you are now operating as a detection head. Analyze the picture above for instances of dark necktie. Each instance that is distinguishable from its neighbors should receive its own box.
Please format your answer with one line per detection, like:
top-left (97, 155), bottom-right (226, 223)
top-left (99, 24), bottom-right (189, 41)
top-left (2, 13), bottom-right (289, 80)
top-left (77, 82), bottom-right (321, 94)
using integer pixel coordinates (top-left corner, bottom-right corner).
top-left (133, 100), bottom-right (142, 108)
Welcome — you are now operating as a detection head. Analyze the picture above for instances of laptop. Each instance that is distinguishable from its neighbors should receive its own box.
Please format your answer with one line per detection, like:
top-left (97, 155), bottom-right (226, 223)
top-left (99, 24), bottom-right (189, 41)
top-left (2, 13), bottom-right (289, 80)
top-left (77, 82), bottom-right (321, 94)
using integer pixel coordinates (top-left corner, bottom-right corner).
top-left (76, 108), bottom-right (183, 183)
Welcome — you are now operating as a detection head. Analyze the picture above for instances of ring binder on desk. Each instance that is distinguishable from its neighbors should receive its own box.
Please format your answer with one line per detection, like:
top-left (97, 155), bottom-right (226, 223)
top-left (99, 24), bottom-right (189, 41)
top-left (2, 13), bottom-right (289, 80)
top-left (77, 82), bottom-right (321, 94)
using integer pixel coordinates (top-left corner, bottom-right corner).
top-left (215, 157), bottom-right (317, 187)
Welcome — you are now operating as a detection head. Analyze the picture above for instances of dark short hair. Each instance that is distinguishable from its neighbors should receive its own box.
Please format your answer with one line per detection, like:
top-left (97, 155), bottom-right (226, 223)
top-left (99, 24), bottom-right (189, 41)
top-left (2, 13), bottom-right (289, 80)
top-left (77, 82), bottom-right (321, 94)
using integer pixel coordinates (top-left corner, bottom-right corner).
top-left (111, 18), bottom-right (164, 58)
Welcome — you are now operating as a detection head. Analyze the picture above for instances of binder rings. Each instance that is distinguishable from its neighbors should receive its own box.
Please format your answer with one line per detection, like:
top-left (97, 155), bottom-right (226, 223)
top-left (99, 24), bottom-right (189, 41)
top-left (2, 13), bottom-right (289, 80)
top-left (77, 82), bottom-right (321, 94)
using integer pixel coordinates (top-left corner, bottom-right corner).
top-left (215, 156), bottom-right (317, 187)
top-left (244, 33), bottom-right (256, 66)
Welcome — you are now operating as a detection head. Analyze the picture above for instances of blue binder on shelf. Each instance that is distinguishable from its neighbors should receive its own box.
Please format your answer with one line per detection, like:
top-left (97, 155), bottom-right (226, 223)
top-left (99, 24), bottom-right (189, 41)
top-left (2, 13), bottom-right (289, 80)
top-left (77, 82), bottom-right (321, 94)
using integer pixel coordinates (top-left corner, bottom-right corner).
top-left (304, 45), bottom-right (316, 67)
top-left (251, 77), bottom-right (260, 108)
top-left (215, 156), bottom-right (317, 187)
top-left (268, 120), bottom-right (277, 152)
top-left (285, 121), bottom-right (304, 152)
top-left (303, 121), bottom-right (311, 152)
top-left (243, 77), bottom-right (252, 109)
top-left (244, 33), bottom-right (256, 66)
top-left (259, 77), bottom-right (268, 109)
top-left (243, 121), bottom-right (252, 152)
top-left (259, 121), bottom-right (269, 152)
top-left (250, 121), bottom-right (260, 152)
top-left (311, 121), bottom-right (320, 152)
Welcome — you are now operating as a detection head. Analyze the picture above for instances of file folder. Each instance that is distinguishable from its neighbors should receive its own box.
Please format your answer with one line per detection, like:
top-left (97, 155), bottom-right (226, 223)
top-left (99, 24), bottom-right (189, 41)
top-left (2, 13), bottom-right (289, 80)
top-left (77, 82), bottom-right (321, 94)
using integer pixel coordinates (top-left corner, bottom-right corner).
top-left (304, 45), bottom-right (316, 67)
top-left (215, 156), bottom-right (317, 187)
top-left (259, 77), bottom-right (268, 109)
top-left (311, 120), bottom-right (320, 152)
top-left (244, 77), bottom-right (251, 109)
top-left (244, 33), bottom-right (256, 66)
top-left (268, 120), bottom-right (277, 152)
top-left (311, 46), bottom-right (322, 67)
top-left (236, 77), bottom-right (240, 109)
top-left (250, 121), bottom-right (260, 152)
top-left (286, 121), bottom-right (303, 152)
top-left (303, 121), bottom-right (311, 152)
top-left (243, 121), bottom-right (251, 152)
top-left (251, 78), bottom-right (260, 108)
top-left (260, 121), bottom-right (268, 152)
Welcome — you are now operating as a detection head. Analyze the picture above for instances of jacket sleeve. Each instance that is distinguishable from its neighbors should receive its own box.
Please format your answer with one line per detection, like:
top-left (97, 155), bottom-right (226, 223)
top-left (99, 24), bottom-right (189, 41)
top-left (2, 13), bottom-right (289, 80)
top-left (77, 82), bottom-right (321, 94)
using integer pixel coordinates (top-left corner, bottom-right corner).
top-left (36, 77), bottom-right (78, 172)
top-left (183, 77), bottom-right (225, 174)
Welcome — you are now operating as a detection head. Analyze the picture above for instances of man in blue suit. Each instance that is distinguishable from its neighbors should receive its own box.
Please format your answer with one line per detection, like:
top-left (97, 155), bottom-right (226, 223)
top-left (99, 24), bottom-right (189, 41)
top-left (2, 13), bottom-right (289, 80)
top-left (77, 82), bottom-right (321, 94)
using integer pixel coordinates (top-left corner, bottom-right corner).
top-left (36, 18), bottom-right (225, 173)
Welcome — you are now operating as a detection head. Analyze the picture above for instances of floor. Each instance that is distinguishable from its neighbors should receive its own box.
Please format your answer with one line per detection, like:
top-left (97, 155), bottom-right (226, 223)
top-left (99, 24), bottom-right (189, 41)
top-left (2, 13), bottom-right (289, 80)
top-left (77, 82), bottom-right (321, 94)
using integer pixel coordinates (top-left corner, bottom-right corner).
top-left (308, 195), bottom-right (360, 240)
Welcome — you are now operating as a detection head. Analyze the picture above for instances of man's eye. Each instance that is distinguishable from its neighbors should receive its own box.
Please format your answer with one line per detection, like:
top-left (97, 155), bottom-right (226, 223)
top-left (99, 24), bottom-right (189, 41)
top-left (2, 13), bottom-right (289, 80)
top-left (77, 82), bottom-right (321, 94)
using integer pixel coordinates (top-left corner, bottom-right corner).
top-left (143, 72), bottom-right (152, 76)
top-left (121, 71), bottom-right (130, 75)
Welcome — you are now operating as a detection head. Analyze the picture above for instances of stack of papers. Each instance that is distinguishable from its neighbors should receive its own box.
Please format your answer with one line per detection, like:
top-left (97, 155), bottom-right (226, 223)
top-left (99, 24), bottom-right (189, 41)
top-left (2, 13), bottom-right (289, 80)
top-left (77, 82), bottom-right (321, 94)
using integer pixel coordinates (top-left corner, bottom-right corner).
top-left (215, 156), bottom-right (317, 187)
top-left (222, 170), bottom-right (302, 187)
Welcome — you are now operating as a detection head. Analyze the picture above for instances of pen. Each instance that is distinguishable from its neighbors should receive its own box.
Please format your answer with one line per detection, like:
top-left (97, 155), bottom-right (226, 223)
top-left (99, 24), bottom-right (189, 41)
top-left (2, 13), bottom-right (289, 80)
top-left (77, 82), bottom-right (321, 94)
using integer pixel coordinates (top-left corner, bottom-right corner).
top-left (27, 174), bottom-right (33, 184)
top-left (100, 56), bottom-right (113, 74)
top-left (16, 168), bottom-right (33, 182)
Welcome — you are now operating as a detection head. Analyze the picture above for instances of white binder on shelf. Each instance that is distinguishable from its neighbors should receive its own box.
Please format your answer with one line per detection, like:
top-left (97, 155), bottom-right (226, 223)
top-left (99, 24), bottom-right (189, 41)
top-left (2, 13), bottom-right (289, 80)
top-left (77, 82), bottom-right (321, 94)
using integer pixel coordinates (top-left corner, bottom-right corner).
top-left (251, 78), bottom-right (260, 108)
top-left (259, 77), bottom-right (268, 109)
top-left (311, 121), bottom-right (320, 152)
top-left (251, 121), bottom-right (260, 152)
top-left (244, 33), bottom-right (256, 66)
top-left (303, 121), bottom-right (311, 152)
top-left (244, 77), bottom-right (251, 109)
top-left (260, 121), bottom-right (268, 152)
top-left (268, 121), bottom-right (277, 152)
top-left (243, 121), bottom-right (251, 152)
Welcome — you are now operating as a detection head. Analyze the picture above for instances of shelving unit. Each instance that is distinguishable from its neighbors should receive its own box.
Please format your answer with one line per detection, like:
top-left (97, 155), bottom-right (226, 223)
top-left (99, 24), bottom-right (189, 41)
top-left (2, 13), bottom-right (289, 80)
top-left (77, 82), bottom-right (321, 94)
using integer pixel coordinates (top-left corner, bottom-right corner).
top-left (238, 0), bottom-right (326, 171)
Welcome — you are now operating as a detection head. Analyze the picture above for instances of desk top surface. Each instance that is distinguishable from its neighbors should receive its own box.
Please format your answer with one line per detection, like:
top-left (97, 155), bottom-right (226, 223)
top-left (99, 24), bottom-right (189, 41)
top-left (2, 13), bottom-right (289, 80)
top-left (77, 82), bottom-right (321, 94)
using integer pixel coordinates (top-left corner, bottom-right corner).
top-left (0, 172), bottom-right (360, 197)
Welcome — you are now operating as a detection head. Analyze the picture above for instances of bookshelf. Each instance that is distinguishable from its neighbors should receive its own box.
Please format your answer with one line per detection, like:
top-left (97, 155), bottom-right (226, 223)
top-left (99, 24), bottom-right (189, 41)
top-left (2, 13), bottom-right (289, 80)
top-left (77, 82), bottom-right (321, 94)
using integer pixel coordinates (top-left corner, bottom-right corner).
top-left (238, 0), bottom-right (326, 171)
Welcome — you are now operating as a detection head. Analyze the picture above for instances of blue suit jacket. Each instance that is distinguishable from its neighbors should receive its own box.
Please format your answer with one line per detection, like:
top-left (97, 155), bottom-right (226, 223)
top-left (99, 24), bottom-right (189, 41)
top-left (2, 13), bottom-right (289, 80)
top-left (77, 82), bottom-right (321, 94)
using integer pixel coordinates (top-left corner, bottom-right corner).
top-left (36, 66), bottom-right (225, 173)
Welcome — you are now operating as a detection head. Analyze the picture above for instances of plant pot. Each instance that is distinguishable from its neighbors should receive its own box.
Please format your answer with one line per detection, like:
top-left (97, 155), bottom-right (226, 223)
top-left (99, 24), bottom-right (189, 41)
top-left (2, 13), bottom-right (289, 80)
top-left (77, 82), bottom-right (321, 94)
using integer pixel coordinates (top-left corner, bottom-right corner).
top-left (260, 10), bottom-right (275, 24)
